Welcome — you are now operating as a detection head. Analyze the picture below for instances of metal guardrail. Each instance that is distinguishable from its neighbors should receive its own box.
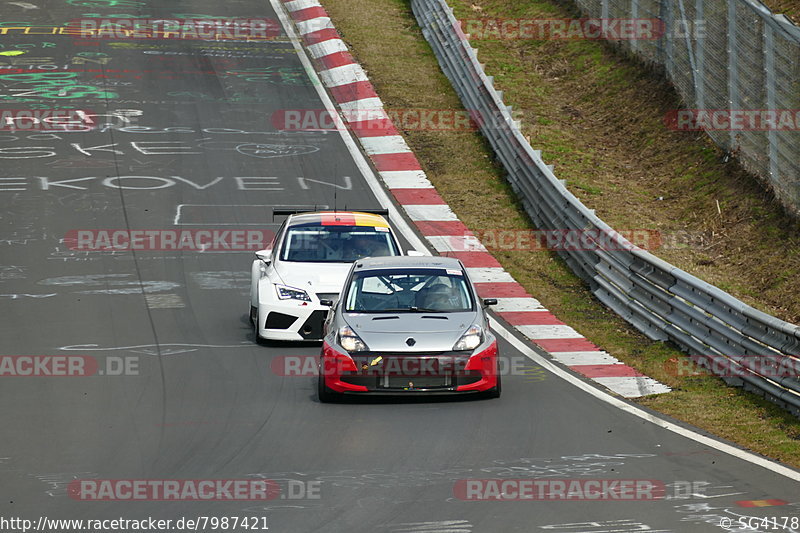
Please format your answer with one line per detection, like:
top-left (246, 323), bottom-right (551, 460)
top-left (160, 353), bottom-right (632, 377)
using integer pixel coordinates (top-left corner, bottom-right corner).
top-left (410, 0), bottom-right (800, 416)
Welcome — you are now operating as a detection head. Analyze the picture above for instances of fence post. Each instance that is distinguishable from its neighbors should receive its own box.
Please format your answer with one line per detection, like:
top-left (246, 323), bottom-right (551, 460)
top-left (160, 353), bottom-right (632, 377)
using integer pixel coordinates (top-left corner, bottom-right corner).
top-left (763, 23), bottom-right (779, 187)
top-left (726, 0), bottom-right (740, 150)
top-left (659, 0), bottom-right (674, 76)
top-left (694, 0), bottom-right (705, 110)
top-left (678, 0), bottom-right (700, 110)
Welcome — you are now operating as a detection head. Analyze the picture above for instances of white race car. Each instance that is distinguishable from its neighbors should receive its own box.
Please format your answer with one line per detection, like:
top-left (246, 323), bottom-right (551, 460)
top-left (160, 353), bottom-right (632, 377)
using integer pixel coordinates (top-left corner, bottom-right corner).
top-left (249, 209), bottom-right (406, 341)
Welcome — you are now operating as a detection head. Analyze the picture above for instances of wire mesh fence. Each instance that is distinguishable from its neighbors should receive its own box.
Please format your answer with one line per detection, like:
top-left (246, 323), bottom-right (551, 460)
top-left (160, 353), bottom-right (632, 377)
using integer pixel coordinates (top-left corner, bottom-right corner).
top-left (574, 0), bottom-right (800, 216)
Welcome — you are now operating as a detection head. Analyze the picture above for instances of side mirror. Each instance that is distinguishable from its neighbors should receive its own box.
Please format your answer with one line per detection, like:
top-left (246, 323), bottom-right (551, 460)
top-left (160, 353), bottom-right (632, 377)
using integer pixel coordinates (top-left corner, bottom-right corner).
top-left (482, 298), bottom-right (498, 306)
top-left (406, 250), bottom-right (426, 256)
top-left (255, 249), bottom-right (272, 264)
top-left (320, 299), bottom-right (334, 307)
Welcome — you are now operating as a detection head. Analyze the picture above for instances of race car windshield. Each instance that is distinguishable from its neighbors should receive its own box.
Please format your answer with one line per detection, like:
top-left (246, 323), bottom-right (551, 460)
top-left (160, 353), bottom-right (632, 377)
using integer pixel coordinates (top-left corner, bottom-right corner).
top-left (344, 268), bottom-right (474, 313)
top-left (280, 226), bottom-right (400, 262)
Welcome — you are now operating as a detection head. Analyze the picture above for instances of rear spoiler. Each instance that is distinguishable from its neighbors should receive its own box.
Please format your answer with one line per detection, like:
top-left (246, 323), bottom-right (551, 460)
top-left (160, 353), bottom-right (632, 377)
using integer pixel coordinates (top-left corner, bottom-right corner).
top-left (272, 208), bottom-right (390, 219)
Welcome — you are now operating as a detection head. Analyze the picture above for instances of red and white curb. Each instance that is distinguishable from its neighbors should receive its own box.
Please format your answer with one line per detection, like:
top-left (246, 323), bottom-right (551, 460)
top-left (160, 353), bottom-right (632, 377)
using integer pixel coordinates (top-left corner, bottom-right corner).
top-left (280, 0), bottom-right (671, 398)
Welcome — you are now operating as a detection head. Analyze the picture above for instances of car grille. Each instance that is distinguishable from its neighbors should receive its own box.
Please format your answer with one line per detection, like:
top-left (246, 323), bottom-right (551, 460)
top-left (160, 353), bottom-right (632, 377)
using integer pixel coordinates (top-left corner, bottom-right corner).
top-left (298, 310), bottom-right (326, 340)
top-left (340, 354), bottom-right (477, 391)
top-left (340, 374), bottom-right (454, 390)
top-left (384, 375), bottom-right (451, 389)
top-left (265, 312), bottom-right (298, 330)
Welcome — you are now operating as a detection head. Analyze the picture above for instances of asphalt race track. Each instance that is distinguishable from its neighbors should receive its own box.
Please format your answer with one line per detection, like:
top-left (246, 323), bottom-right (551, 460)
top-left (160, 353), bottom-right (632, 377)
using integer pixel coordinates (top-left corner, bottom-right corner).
top-left (0, 1), bottom-right (799, 532)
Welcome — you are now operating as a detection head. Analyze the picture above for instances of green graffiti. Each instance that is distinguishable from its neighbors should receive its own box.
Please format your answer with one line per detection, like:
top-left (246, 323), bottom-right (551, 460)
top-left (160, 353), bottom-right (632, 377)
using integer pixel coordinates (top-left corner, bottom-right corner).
top-left (166, 91), bottom-right (213, 99)
top-left (80, 12), bottom-right (227, 18)
top-left (81, 12), bottom-right (150, 17)
top-left (0, 72), bottom-right (77, 81)
top-left (0, 72), bottom-right (117, 99)
top-left (106, 42), bottom-right (144, 48)
top-left (0, 42), bottom-right (58, 49)
top-left (0, 51), bottom-right (26, 56)
top-left (68, 0), bottom-right (144, 7)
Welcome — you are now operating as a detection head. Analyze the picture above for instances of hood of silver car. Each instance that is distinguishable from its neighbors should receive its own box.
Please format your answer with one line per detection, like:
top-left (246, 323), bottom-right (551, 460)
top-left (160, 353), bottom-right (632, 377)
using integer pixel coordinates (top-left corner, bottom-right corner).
top-left (345, 311), bottom-right (478, 352)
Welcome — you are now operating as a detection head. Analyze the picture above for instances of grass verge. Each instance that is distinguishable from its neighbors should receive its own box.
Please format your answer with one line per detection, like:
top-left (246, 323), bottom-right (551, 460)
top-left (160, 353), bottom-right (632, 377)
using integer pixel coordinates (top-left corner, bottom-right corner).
top-left (763, 0), bottom-right (800, 22)
top-left (319, 0), bottom-right (800, 467)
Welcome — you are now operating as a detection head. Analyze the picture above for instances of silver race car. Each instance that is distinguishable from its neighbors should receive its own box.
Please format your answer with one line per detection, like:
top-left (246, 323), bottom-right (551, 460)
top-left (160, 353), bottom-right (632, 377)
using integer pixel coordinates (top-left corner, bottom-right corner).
top-left (318, 256), bottom-right (500, 400)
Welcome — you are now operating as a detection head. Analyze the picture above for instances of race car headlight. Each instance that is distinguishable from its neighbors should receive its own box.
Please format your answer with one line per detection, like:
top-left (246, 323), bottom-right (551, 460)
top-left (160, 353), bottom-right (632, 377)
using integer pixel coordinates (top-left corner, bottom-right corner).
top-left (275, 284), bottom-right (312, 302)
top-left (338, 326), bottom-right (368, 353)
top-left (453, 325), bottom-right (483, 351)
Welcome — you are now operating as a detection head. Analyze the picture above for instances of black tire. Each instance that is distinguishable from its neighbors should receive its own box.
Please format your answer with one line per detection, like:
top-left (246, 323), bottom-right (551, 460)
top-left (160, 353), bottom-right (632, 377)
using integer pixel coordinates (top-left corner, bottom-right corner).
top-left (487, 367), bottom-right (502, 399)
top-left (317, 371), bottom-right (340, 403)
top-left (252, 306), bottom-right (268, 345)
